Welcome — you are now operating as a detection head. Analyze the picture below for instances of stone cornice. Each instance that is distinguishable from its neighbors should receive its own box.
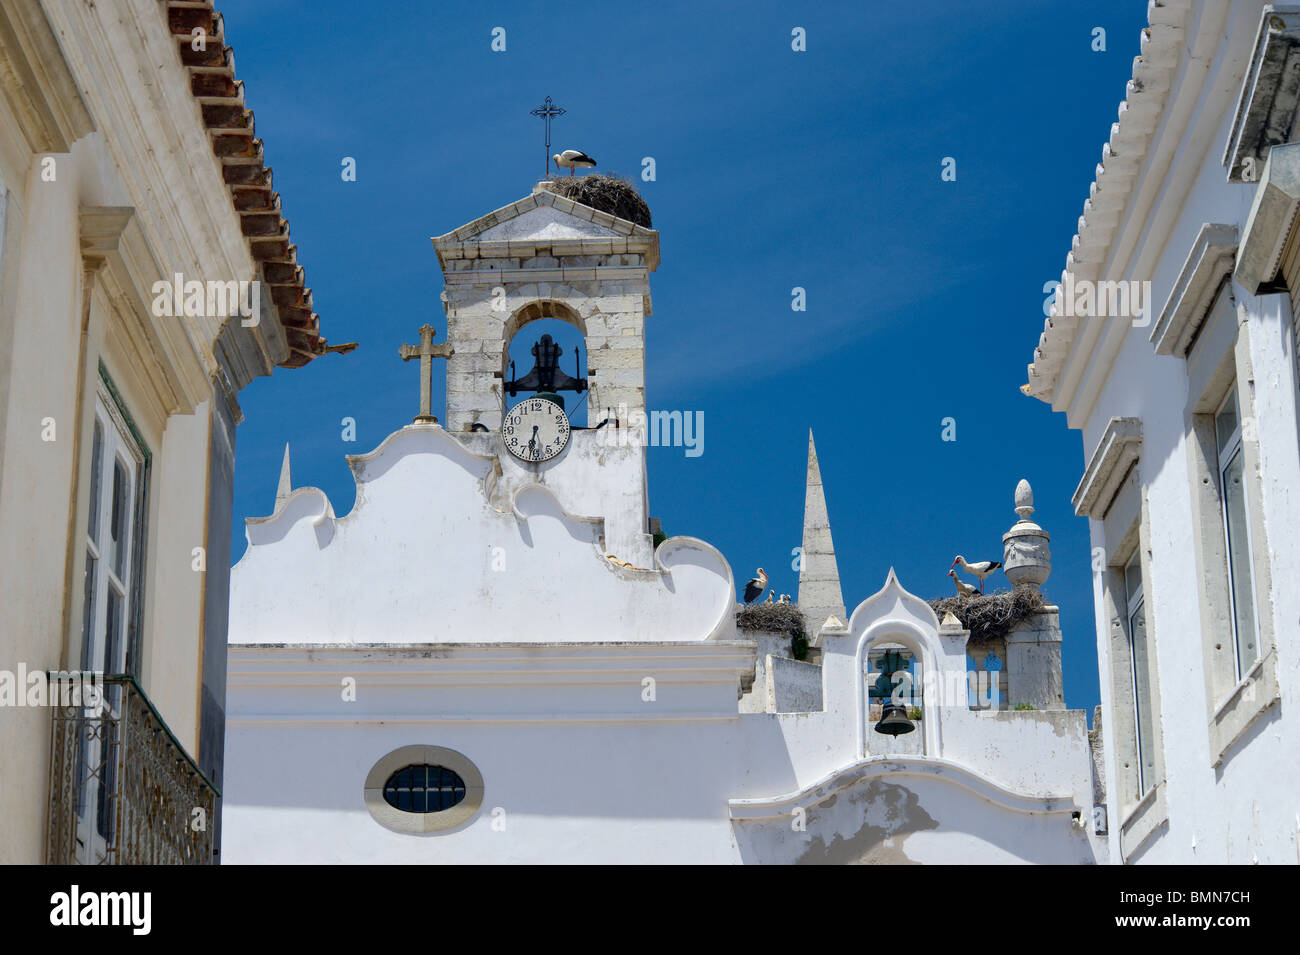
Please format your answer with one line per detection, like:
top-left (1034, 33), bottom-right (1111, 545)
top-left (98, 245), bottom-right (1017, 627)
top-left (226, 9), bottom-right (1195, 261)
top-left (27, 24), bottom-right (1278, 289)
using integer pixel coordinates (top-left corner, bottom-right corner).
top-left (0, 1), bottom-right (94, 153)
top-left (1223, 4), bottom-right (1300, 183)
top-left (81, 206), bottom-right (212, 417)
top-left (1073, 417), bottom-right (1143, 519)
top-left (1236, 141), bottom-right (1300, 292)
top-left (40, 0), bottom-right (333, 375)
top-left (1151, 223), bottom-right (1238, 356)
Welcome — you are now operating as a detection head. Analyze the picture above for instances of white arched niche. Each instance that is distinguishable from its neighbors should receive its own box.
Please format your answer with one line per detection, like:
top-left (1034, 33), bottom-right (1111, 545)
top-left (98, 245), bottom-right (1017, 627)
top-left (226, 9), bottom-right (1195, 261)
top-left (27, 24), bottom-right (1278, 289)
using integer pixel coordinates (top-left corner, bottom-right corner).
top-left (856, 622), bottom-right (941, 758)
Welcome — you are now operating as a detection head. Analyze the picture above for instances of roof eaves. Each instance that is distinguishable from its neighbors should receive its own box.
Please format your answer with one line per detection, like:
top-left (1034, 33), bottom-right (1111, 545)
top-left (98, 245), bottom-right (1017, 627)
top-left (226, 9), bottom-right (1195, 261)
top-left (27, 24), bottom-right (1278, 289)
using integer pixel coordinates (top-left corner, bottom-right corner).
top-left (163, 0), bottom-right (331, 369)
top-left (1023, 0), bottom-right (1192, 406)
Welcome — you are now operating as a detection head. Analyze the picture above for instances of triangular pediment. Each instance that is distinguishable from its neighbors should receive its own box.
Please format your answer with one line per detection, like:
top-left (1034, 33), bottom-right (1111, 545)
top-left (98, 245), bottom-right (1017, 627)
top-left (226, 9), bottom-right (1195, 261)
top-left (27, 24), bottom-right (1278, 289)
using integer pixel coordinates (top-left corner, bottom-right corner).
top-left (434, 188), bottom-right (656, 247)
top-left (480, 204), bottom-right (620, 240)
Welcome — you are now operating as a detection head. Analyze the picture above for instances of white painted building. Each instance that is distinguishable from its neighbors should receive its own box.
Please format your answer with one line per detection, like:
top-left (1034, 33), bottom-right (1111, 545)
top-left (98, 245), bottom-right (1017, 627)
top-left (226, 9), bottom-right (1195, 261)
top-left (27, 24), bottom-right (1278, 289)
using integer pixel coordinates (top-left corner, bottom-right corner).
top-left (1024, 0), bottom-right (1300, 864)
top-left (0, 0), bottom-right (342, 864)
top-left (223, 185), bottom-right (1107, 864)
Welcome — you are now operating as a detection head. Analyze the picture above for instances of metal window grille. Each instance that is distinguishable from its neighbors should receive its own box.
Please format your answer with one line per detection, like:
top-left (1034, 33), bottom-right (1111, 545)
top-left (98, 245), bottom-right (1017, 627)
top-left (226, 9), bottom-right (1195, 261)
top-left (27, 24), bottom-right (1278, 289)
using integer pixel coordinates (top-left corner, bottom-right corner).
top-left (382, 765), bottom-right (467, 813)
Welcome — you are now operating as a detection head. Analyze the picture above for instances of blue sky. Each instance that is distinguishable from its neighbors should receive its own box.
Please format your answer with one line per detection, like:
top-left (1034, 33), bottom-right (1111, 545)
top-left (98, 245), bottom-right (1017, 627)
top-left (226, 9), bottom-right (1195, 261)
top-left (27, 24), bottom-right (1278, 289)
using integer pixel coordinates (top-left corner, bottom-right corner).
top-left (222, 0), bottom-right (1149, 716)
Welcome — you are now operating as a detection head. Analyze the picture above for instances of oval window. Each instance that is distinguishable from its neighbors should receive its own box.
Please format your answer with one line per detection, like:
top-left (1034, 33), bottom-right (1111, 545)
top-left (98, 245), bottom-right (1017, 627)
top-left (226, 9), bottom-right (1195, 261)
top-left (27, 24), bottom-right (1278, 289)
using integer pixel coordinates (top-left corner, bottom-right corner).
top-left (382, 764), bottom-right (467, 813)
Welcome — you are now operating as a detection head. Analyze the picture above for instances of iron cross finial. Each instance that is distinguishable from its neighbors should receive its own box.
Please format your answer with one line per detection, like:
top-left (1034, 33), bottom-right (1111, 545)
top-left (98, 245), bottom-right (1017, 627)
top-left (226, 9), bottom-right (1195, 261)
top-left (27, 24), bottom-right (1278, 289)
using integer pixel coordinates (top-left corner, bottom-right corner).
top-left (530, 95), bottom-right (566, 178)
top-left (398, 324), bottom-right (454, 424)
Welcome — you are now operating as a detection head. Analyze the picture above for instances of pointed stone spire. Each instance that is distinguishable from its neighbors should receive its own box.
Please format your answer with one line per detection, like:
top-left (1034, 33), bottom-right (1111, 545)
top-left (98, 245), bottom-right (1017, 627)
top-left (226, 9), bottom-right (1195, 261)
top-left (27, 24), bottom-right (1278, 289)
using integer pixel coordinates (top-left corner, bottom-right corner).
top-left (798, 430), bottom-right (847, 635)
top-left (275, 443), bottom-right (292, 508)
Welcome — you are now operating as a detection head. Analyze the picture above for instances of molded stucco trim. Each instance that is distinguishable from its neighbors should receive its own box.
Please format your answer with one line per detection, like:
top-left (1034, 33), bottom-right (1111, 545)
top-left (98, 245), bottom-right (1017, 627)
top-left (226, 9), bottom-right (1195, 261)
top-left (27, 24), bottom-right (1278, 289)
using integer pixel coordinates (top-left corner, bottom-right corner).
top-left (227, 642), bottom-right (759, 720)
top-left (1151, 224), bottom-right (1238, 356)
top-left (1073, 417), bottom-right (1143, 519)
top-left (727, 756), bottom-right (1078, 821)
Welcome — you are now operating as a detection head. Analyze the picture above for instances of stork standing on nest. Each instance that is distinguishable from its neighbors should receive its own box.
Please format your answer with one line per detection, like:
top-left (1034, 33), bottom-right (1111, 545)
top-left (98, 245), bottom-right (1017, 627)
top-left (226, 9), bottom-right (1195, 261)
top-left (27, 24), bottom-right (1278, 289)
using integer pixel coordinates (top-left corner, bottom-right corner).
top-left (948, 569), bottom-right (979, 599)
top-left (743, 568), bottom-right (768, 604)
top-left (951, 555), bottom-right (1002, 594)
top-left (763, 590), bottom-right (775, 605)
top-left (553, 149), bottom-right (597, 176)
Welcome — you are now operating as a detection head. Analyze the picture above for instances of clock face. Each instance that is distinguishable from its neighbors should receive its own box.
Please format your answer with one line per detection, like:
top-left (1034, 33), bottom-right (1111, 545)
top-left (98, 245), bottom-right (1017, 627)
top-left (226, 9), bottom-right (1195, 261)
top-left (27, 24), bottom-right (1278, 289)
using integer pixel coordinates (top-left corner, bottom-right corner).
top-left (502, 398), bottom-right (570, 462)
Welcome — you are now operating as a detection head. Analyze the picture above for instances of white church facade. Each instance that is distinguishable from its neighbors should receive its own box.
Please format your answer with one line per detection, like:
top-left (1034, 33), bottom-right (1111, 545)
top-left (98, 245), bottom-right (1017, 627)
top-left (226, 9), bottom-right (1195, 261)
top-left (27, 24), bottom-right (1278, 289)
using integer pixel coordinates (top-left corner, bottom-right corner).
top-left (222, 185), bottom-right (1108, 864)
top-left (1025, 0), bottom-right (1300, 864)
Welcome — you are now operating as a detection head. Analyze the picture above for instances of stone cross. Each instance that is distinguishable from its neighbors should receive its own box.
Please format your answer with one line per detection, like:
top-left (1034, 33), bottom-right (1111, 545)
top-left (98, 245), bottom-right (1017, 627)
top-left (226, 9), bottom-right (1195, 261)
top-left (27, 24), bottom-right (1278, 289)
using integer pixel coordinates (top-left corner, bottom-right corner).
top-left (398, 324), bottom-right (454, 424)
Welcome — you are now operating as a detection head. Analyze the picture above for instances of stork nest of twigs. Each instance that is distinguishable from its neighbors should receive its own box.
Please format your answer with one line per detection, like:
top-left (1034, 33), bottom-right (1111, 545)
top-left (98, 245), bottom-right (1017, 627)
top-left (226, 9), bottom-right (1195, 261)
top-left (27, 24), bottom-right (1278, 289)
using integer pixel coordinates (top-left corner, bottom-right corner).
top-left (541, 174), bottom-right (652, 228)
top-left (736, 600), bottom-right (803, 636)
top-left (928, 587), bottom-right (1045, 644)
top-left (736, 601), bottom-right (808, 661)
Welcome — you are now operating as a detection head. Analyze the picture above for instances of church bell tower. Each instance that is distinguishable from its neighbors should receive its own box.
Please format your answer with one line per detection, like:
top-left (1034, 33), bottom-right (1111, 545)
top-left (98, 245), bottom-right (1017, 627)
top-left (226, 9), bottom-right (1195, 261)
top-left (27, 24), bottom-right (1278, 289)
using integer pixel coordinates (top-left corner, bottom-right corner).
top-left (432, 182), bottom-right (659, 433)
top-left (427, 181), bottom-right (660, 565)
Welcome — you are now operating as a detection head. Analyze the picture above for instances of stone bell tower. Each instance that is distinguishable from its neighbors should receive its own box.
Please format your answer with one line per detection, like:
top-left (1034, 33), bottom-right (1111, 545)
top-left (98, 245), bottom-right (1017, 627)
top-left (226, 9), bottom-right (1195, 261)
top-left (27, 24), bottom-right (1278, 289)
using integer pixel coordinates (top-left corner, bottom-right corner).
top-left (431, 184), bottom-right (660, 433)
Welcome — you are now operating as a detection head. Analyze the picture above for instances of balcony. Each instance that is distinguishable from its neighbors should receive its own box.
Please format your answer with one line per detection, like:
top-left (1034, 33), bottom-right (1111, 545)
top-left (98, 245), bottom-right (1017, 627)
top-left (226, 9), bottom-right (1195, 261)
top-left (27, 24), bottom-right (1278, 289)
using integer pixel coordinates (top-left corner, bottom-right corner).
top-left (46, 674), bottom-right (218, 864)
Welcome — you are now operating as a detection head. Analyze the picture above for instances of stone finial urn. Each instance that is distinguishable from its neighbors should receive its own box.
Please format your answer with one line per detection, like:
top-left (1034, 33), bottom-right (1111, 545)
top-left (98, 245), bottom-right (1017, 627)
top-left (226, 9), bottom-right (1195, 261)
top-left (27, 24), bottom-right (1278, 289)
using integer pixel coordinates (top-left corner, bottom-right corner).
top-left (1002, 479), bottom-right (1051, 591)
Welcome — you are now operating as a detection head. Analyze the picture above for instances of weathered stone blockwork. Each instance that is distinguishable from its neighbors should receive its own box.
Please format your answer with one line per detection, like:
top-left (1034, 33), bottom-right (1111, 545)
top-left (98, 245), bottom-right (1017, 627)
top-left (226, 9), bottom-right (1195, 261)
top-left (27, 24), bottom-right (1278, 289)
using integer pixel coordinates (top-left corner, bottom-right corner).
top-left (432, 188), bottom-right (659, 432)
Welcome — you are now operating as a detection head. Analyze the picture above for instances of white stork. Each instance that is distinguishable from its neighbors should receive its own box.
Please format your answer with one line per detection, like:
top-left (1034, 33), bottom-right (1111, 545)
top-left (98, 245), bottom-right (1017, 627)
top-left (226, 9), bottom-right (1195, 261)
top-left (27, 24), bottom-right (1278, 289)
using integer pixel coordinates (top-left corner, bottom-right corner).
top-left (948, 569), bottom-right (978, 599)
top-left (951, 555), bottom-right (1002, 594)
top-left (778, 594), bottom-right (791, 604)
top-left (763, 590), bottom-right (775, 605)
top-left (743, 568), bottom-right (768, 604)
top-left (553, 149), bottom-right (597, 176)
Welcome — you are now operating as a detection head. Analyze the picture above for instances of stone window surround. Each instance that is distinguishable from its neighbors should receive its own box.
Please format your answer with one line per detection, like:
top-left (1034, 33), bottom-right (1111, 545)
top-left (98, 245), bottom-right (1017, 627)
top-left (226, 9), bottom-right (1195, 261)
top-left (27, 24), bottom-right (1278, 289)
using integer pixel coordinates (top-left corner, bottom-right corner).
top-left (1075, 420), bottom-right (1169, 859)
top-left (1073, 417), bottom-right (1142, 520)
top-left (364, 745), bottom-right (484, 835)
top-left (1182, 291), bottom-right (1281, 768)
top-left (1151, 224), bottom-right (1238, 357)
top-left (1236, 141), bottom-right (1300, 294)
top-left (1100, 507), bottom-right (1169, 861)
top-left (83, 373), bottom-right (149, 678)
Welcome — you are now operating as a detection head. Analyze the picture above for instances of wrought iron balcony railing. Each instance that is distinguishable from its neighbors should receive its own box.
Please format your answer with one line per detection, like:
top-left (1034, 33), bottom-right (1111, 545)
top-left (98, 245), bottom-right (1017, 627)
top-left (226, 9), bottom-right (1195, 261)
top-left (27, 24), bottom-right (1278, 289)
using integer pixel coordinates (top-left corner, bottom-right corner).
top-left (47, 673), bottom-right (218, 864)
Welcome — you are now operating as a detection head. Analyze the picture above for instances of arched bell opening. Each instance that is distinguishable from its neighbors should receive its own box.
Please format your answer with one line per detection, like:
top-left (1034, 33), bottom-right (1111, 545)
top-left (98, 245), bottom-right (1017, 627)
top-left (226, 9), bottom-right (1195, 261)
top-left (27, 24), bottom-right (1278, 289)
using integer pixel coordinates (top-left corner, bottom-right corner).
top-left (503, 301), bottom-right (590, 427)
top-left (864, 640), bottom-right (926, 757)
top-left (853, 623), bottom-right (941, 759)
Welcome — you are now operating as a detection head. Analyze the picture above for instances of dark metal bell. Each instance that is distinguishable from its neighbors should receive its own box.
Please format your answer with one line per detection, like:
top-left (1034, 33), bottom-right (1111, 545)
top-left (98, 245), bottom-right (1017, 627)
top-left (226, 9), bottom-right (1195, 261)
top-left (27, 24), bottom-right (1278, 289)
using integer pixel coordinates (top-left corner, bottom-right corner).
top-left (874, 702), bottom-right (915, 736)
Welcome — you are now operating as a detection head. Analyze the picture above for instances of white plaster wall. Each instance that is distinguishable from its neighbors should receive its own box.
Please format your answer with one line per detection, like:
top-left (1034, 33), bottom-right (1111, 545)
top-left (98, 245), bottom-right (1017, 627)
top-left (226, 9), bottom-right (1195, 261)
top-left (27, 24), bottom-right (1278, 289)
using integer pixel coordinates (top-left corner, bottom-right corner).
top-left (222, 668), bottom-right (1101, 865)
top-left (767, 656), bottom-right (822, 713)
top-left (0, 124), bottom-right (82, 866)
top-left (229, 425), bottom-right (735, 645)
top-left (1069, 19), bottom-right (1300, 863)
top-left (224, 573), bottom-right (1104, 864)
top-left (462, 428), bottom-right (653, 567)
top-left (738, 630), bottom-right (796, 713)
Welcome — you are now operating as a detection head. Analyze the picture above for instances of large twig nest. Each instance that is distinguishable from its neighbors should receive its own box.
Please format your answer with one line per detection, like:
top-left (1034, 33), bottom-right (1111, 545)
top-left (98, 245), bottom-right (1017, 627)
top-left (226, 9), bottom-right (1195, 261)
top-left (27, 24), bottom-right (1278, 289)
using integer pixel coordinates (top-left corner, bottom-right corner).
top-left (928, 587), bottom-right (1045, 644)
top-left (541, 174), bottom-right (652, 228)
top-left (736, 601), bottom-right (808, 661)
top-left (736, 601), bottom-right (804, 636)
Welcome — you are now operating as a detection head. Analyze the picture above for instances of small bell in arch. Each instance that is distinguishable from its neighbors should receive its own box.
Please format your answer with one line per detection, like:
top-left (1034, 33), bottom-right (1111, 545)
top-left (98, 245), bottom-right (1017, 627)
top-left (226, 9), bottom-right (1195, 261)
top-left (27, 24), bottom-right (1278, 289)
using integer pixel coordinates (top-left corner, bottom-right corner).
top-left (875, 702), bottom-right (915, 737)
top-left (871, 648), bottom-right (916, 736)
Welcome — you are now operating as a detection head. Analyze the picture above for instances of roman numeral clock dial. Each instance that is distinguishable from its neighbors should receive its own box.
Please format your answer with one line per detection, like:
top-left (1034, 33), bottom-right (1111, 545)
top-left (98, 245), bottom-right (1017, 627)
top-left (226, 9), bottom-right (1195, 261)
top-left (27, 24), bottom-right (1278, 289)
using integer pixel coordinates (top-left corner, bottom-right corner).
top-left (502, 398), bottom-right (570, 463)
